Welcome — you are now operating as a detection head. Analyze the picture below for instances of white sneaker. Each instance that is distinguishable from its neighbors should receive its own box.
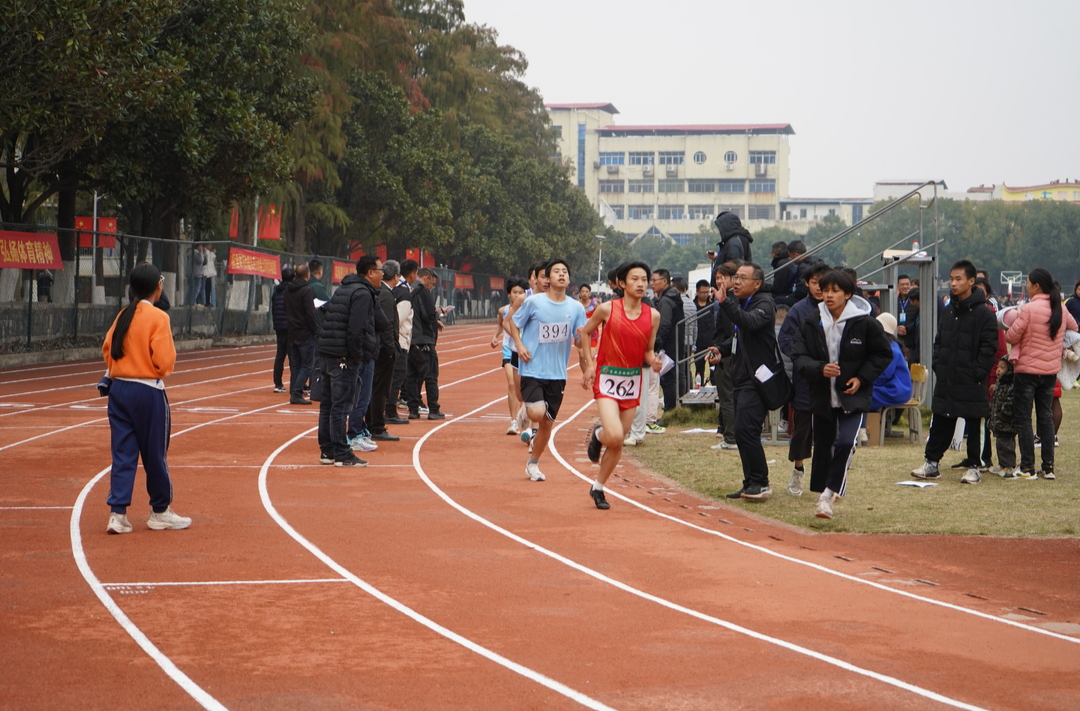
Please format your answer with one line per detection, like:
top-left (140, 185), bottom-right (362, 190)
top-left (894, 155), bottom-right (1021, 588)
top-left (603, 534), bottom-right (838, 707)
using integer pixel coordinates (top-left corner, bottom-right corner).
top-left (350, 435), bottom-right (378, 452)
top-left (525, 461), bottom-right (545, 481)
top-left (710, 441), bottom-right (739, 451)
top-left (107, 513), bottom-right (132, 534)
top-left (815, 493), bottom-right (836, 520)
top-left (787, 468), bottom-right (804, 496)
top-left (857, 428), bottom-right (869, 446)
top-left (911, 461), bottom-right (940, 479)
top-left (147, 507), bottom-right (192, 530)
top-left (1016, 468), bottom-right (1038, 480)
top-left (506, 420), bottom-right (520, 436)
top-left (623, 437), bottom-right (638, 447)
top-left (960, 468), bottom-right (981, 484)
top-left (988, 466), bottom-right (1006, 477)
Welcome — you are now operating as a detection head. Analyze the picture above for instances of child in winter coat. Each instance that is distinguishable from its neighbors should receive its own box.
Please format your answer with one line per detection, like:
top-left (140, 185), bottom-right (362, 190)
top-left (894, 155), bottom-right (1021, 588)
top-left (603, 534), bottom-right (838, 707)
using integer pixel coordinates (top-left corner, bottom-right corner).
top-left (988, 356), bottom-right (1017, 477)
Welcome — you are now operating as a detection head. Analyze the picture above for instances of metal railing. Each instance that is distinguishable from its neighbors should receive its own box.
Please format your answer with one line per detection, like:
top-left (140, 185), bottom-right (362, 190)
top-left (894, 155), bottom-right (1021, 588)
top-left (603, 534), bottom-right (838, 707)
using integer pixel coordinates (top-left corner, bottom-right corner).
top-left (1, 225), bottom-right (508, 351)
top-left (673, 180), bottom-right (941, 407)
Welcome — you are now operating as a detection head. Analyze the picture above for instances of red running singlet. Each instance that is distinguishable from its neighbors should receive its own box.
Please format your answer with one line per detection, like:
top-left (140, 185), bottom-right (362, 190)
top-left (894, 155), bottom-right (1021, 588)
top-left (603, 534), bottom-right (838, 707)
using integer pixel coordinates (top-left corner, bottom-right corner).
top-left (592, 299), bottom-right (653, 409)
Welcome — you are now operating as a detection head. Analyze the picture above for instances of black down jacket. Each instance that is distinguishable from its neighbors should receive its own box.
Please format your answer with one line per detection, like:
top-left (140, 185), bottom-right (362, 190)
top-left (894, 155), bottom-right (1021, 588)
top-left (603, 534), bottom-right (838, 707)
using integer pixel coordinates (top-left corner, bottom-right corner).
top-left (931, 290), bottom-right (998, 418)
top-left (317, 274), bottom-right (378, 363)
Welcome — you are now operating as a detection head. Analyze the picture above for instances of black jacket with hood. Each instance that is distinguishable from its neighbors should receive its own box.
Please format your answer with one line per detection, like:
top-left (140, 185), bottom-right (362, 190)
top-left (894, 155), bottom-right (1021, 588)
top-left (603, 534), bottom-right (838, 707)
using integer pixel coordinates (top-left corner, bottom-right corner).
top-left (654, 285), bottom-right (685, 358)
top-left (284, 278), bottom-right (318, 344)
top-left (790, 295), bottom-right (892, 416)
top-left (271, 280), bottom-right (289, 332)
top-left (711, 212), bottom-right (754, 278)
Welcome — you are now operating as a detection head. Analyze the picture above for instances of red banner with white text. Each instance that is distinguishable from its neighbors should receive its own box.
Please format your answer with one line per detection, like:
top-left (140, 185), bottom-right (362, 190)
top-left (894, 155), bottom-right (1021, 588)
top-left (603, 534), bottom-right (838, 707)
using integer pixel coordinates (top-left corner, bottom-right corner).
top-left (226, 247), bottom-right (281, 279)
top-left (0, 231), bottom-right (64, 269)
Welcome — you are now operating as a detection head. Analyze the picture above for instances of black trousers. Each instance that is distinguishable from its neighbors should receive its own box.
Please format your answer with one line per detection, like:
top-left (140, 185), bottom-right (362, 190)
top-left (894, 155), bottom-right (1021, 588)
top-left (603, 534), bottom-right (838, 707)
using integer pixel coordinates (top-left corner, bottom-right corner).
top-left (425, 346), bottom-right (440, 412)
top-left (405, 344), bottom-right (432, 411)
top-left (368, 346), bottom-right (396, 433)
top-left (810, 409), bottom-right (862, 495)
top-left (733, 385), bottom-right (769, 487)
top-left (925, 414), bottom-right (981, 465)
top-left (273, 330), bottom-right (289, 388)
top-left (390, 346), bottom-right (408, 410)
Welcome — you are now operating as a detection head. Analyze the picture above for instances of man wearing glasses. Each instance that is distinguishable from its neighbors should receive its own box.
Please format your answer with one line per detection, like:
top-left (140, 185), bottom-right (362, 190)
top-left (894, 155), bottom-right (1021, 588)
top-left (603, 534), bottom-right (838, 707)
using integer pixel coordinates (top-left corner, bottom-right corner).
top-left (713, 263), bottom-right (780, 500)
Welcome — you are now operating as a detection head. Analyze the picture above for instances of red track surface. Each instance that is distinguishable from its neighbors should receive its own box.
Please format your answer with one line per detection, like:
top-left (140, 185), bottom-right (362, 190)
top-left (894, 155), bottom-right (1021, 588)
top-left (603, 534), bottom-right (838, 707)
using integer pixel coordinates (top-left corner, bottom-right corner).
top-left (2, 324), bottom-right (1078, 710)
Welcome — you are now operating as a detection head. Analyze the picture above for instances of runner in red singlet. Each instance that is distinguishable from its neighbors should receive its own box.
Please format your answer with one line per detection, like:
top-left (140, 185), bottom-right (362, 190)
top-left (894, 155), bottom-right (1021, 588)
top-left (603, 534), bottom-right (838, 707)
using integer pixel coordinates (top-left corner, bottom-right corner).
top-left (579, 261), bottom-right (661, 509)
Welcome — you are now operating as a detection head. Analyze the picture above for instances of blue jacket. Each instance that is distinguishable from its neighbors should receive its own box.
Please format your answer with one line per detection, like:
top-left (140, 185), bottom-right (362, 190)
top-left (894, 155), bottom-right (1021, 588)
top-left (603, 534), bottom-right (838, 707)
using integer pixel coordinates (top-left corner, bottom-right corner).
top-left (871, 340), bottom-right (913, 410)
top-left (777, 295), bottom-right (820, 411)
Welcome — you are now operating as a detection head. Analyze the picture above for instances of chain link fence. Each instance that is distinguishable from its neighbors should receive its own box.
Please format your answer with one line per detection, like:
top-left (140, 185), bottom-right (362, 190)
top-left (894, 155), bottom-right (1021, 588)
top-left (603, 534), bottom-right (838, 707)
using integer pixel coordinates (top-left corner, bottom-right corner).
top-left (0, 226), bottom-right (505, 352)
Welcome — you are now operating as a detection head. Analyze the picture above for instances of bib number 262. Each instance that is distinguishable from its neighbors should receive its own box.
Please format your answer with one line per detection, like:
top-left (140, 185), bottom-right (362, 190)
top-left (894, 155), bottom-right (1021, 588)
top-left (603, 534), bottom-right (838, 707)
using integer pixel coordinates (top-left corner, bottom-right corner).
top-left (599, 366), bottom-right (641, 400)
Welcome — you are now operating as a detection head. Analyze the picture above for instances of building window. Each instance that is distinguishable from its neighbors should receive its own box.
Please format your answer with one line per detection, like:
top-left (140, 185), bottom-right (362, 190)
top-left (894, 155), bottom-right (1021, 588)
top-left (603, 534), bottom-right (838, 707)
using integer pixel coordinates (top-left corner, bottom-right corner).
top-left (549, 125), bottom-right (563, 139)
top-left (724, 151), bottom-right (737, 163)
top-left (629, 151), bottom-right (655, 165)
top-left (749, 151), bottom-right (776, 164)
top-left (688, 179), bottom-right (715, 193)
top-left (599, 152), bottom-right (625, 166)
top-left (693, 151), bottom-right (707, 164)
top-left (628, 179), bottom-right (654, 193)
top-left (747, 205), bottom-right (775, 220)
top-left (800, 208), bottom-right (807, 219)
top-left (577, 124), bottom-right (586, 189)
top-left (718, 204), bottom-right (745, 219)
top-left (658, 151), bottom-right (685, 165)
top-left (599, 180), bottom-right (624, 193)
top-left (657, 179), bottom-right (683, 193)
top-left (852, 204), bottom-right (864, 223)
top-left (669, 233), bottom-right (693, 245)
top-left (658, 205), bottom-right (685, 220)
top-left (610, 205), bottom-right (624, 219)
top-left (628, 205), bottom-right (654, 220)
top-left (749, 179), bottom-right (776, 193)
top-left (689, 205), bottom-right (714, 220)
top-left (718, 179), bottom-right (745, 193)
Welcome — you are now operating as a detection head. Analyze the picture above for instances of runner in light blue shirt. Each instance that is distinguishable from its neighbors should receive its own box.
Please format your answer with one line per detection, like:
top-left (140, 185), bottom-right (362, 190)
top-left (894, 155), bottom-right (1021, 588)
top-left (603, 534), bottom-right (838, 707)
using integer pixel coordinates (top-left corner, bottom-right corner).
top-left (508, 258), bottom-right (589, 482)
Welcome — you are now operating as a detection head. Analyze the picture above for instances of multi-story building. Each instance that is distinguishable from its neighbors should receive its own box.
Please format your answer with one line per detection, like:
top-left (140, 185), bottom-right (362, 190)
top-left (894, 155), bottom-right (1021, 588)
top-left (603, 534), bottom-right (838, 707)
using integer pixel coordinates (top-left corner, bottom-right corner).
top-left (1001, 180), bottom-right (1080, 202)
top-left (546, 103), bottom-right (794, 245)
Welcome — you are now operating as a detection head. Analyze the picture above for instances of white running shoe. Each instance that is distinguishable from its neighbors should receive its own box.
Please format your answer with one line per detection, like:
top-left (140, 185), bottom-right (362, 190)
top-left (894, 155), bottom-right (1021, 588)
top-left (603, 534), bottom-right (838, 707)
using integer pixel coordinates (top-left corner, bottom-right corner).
top-left (526, 461), bottom-right (545, 481)
top-left (350, 435), bottom-right (378, 452)
top-left (787, 468), bottom-right (804, 496)
top-left (506, 420), bottom-right (520, 436)
top-left (147, 507), bottom-right (192, 530)
top-left (623, 437), bottom-right (639, 447)
top-left (960, 468), bottom-right (981, 484)
top-left (857, 428), bottom-right (869, 446)
top-left (107, 513), bottom-right (132, 534)
top-left (815, 493), bottom-right (835, 520)
top-left (710, 441), bottom-right (739, 451)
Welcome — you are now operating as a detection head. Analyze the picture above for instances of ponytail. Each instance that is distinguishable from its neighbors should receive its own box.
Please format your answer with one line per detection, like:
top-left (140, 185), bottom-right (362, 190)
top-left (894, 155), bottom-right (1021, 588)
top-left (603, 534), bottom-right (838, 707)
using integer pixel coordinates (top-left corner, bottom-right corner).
top-left (111, 263), bottom-right (161, 360)
top-left (1028, 267), bottom-right (1062, 339)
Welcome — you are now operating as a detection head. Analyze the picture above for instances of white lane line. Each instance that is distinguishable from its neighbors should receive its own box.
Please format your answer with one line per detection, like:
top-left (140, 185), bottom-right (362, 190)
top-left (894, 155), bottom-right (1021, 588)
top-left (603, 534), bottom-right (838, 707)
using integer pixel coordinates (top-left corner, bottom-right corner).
top-left (411, 396), bottom-right (993, 711)
top-left (69, 400), bottom-right (299, 710)
top-left (258, 427), bottom-right (618, 711)
top-left (0, 356), bottom-right (271, 402)
top-left (547, 399), bottom-right (1080, 648)
top-left (103, 579), bottom-right (350, 588)
top-left (1, 506), bottom-right (74, 510)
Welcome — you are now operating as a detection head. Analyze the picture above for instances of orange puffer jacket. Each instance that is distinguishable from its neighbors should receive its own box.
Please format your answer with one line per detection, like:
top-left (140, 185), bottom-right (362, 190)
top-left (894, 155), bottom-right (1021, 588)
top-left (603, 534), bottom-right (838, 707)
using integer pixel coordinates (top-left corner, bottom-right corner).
top-left (1005, 294), bottom-right (1078, 375)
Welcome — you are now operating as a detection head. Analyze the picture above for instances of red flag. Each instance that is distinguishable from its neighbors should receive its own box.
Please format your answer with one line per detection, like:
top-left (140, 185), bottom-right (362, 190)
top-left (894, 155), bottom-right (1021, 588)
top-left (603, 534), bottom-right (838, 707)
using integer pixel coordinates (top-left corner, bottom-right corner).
top-left (257, 204), bottom-right (281, 240)
top-left (421, 252), bottom-right (435, 268)
top-left (75, 216), bottom-right (94, 247)
top-left (96, 217), bottom-right (117, 248)
top-left (405, 247), bottom-right (419, 262)
top-left (229, 207), bottom-right (239, 239)
top-left (376, 244), bottom-right (387, 261)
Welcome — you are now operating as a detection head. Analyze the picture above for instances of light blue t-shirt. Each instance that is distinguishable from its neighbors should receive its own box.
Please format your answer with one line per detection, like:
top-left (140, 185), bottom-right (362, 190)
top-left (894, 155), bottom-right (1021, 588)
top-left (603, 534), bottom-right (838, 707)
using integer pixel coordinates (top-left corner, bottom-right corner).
top-left (512, 293), bottom-right (587, 380)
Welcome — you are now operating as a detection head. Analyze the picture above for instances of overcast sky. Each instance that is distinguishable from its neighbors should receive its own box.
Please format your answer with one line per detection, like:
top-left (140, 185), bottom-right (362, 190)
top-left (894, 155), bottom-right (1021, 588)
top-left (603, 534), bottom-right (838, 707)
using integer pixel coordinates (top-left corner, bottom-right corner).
top-left (462, 0), bottom-right (1079, 198)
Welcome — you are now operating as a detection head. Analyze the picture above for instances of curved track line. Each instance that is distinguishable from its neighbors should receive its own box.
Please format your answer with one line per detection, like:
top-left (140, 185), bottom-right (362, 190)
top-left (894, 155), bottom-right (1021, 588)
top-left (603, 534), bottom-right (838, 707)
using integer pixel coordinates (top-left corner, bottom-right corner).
top-left (258, 427), bottom-right (618, 711)
top-left (546, 399), bottom-right (1080, 647)
top-left (407, 394), bottom-right (996, 710)
top-left (68, 401), bottom-right (297, 710)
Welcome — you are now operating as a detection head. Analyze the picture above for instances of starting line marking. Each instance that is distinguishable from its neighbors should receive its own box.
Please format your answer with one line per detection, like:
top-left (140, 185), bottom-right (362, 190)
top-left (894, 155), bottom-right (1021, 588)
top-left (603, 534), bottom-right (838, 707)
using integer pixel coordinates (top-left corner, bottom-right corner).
top-left (103, 578), bottom-right (350, 589)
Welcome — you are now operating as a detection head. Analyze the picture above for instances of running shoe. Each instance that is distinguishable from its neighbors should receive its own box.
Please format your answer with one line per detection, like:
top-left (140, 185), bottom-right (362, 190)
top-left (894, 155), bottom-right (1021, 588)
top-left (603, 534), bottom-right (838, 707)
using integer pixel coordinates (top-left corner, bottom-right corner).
top-left (319, 451), bottom-right (335, 465)
top-left (335, 454), bottom-right (368, 467)
top-left (710, 441), bottom-right (739, 451)
top-left (147, 508), bottom-right (192, 530)
top-left (1015, 468), bottom-right (1038, 480)
top-left (526, 461), bottom-right (545, 481)
top-left (590, 487), bottom-right (610, 510)
top-left (107, 513), bottom-right (132, 535)
top-left (506, 420), bottom-right (520, 436)
top-left (273, 386), bottom-right (287, 394)
top-left (645, 423), bottom-right (666, 434)
top-left (1039, 467), bottom-right (1056, 480)
top-left (911, 461), bottom-right (940, 479)
top-left (815, 493), bottom-right (836, 520)
top-left (787, 468), bottom-right (804, 496)
top-left (623, 436), bottom-right (640, 447)
top-left (349, 435), bottom-right (378, 452)
top-left (960, 468), bottom-right (981, 484)
top-left (587, 424), bottom-right (603, 463)
top-left (741, 484), bottom-right (772, 500)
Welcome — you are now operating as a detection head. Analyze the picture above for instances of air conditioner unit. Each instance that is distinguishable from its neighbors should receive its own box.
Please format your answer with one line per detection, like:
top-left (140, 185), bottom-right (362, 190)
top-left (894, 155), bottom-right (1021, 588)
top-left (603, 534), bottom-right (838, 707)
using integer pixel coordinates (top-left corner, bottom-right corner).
top-left (642, 165), bottom-right (654, 176)
top-left (706, 214), bottom-right (715, 220)
top-left (665, 164), bottom-right (678, 176)
top-left (726, 163), bottom-right (734, 171)
top-left (755, 163), bottom-right (768, 177)
top-left (593, 160), bottom-right (601, 169)
top-left (606, 165), bottom-right (619, 174)
top-left (649, 213), bottom-right (655, 219)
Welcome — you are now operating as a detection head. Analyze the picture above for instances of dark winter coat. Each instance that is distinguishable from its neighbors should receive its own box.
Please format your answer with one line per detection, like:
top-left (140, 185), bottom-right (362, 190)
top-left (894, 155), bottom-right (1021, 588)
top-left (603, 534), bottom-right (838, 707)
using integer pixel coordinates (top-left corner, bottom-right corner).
top-left (654, 286), bottom-right (685, 359)
top-left (791, 299), bottom-right (892, 416)
top-left (377, 282), bottom-right (398, 353)
top-left (777, 295), bottom-right (821, 411)
top-left (711, 211), bottom-right (754, 277)
top-left (988, 369), bottom-right (1016, 434)
top-left (317, 274), bottom-right (377, 363)
top-left (411, 283), bottom-right (438, 346)
top-left (284, 278), bottom-right (319, 345)
top-left (271, 281), bottom-right (289, 332)
top-left (931, 290), bottom-right (998, 418)
top-left (694, 300), bottom-right (714, 353)
top-left (711, 293), bottom-right (734, 353)
top-left (718, 290), bottom-right (778, 387)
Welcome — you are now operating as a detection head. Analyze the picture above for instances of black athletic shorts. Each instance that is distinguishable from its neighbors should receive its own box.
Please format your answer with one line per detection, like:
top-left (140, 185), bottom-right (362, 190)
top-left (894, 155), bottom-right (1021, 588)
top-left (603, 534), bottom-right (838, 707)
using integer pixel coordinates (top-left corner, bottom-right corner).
top-left (520, 376), bottom-right (566, 421)
top-left (510, 351), bottom-right (520, 369)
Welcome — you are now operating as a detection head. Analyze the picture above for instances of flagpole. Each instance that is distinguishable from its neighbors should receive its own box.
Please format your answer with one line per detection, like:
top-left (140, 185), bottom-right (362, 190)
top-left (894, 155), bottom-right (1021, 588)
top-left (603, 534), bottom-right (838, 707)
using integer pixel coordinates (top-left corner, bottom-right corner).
top-left (252, 198), bottom-right (260, 248)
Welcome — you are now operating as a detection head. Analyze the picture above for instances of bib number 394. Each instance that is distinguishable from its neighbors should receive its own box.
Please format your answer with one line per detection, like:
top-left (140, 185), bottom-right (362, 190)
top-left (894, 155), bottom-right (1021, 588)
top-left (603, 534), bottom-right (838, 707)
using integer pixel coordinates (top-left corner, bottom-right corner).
top-left (539, 321), bottom-right (571, 344)
top-left (599, 366), bottom-right (641, 400)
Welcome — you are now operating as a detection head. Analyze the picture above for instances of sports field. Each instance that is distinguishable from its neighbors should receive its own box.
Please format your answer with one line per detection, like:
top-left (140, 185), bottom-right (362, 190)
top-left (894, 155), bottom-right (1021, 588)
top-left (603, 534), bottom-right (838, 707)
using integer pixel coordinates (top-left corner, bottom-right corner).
top-left (2, 323), bottom-right (1078, 710)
